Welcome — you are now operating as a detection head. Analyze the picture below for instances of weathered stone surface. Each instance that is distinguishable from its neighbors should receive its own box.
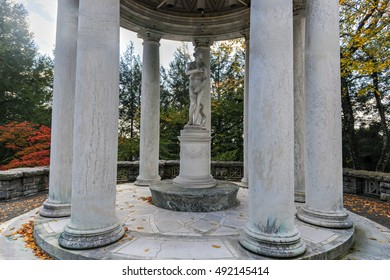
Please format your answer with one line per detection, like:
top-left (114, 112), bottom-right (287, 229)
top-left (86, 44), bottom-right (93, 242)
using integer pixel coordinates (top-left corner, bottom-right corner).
top-left (150, 180), bottom-right (239, 212)
top-left (240, 0), bottom-right (306, 258)
top-left (293, 15), bottom-right (306, 203)
top-left (59, 224), bottom-right (125, 250)
top-left (135, 31), bottom-right (161, 187)
top-left (173, 127), bottom-right (216, 188)
top-left (298, 0), bottom-right (352, 229)
top-left (59, 0), bottom-right (124, 250)
top-left (0, 168), bottom-right (49, 201)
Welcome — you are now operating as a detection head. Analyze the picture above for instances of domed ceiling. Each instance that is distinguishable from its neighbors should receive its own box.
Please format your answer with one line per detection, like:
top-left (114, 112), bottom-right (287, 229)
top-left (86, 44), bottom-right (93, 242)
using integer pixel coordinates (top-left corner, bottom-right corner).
top-left (120, 0), bottom-right (306, 41)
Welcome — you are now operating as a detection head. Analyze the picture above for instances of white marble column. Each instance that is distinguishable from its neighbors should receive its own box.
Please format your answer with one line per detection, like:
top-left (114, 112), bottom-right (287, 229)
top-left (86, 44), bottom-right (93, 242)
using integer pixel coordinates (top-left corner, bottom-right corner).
top-left (59, 0), bottom-right (124, 249)
top-left (293, 16), bottom-right (305, 203)
top-left (135, 31), bottom-right (161, 186)
top-left (297, 0), bottom-right (352, 228)
top-left (239, 0), bottom-right (306, 258)
top-left (193, 37), bottom-right (212, 132)
top-left (241, 32), bottom-right (249, 186)
top-left (40, 0), bottom-right (78, 218)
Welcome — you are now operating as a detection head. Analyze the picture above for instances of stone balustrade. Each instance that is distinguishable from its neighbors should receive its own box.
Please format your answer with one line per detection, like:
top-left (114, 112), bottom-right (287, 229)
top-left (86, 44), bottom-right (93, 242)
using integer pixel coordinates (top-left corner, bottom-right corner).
top-left (1, 163), bottom-right (389, 202)
top-left (343, 168), bottom-right (390, 202)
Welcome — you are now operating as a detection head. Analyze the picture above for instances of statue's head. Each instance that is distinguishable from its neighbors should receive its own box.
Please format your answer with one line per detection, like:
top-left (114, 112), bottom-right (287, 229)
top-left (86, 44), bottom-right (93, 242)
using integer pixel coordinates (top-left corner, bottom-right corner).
top-left (194, 49), bottom-right (203, 60)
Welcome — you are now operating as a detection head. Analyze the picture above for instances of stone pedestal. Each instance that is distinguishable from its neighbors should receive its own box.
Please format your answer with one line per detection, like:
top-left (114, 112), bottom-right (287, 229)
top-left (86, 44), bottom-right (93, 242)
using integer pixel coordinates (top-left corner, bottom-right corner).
top-left (173, 126), bottom-right (216, 188)
top-left (150, 181), bottom-right (239, 212)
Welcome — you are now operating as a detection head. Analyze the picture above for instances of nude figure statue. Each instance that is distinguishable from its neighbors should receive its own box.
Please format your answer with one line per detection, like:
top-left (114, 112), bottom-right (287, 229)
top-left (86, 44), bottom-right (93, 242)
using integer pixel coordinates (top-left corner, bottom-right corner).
top-left (186, 49), bottom-right (207, 127)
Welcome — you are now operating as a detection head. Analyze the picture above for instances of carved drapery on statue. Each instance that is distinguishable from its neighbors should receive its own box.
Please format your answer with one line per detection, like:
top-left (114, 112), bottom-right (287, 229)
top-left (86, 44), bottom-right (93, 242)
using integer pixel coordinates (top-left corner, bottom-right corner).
top-left (186, 49), bottom-right (207, 128)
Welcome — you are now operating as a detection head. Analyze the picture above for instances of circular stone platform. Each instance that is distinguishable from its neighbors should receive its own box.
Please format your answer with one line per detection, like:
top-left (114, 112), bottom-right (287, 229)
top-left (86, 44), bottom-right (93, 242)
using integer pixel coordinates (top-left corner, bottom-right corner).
top-left (150, 180), bottom-right (239, 212)
top-left (29, 184), bottom-right (362, 260)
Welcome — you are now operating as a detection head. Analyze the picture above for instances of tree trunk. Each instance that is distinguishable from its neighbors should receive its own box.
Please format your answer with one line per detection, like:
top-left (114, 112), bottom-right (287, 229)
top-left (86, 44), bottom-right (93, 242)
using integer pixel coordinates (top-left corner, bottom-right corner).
top-left (341, 76), bottom-right (361, 169)
top-left (373, 71), bottom-right (390, 172)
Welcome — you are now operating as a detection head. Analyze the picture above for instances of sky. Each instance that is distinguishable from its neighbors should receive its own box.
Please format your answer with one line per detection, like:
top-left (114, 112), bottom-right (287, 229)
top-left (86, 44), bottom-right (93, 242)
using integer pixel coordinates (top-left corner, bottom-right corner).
top-left (14, 0), bottom-right (188, 67)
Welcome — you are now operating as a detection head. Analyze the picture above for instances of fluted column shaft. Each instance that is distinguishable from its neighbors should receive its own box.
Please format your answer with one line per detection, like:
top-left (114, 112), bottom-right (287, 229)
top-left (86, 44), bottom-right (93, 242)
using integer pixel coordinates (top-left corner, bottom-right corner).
top-left (59, 0), bottom-right (124, 249)
top-left (40, 0), bottom-right (78, 218)
top-left (241, 33), bottom-right (249, 186)
top-left (297, 0), bottom-right (352, 229)
top-left (293, 16), bottom-right (306, 203)
top-left (239, 0), bottom-right (306, 258)
top-left (135, 32), bottom-right (161, 186)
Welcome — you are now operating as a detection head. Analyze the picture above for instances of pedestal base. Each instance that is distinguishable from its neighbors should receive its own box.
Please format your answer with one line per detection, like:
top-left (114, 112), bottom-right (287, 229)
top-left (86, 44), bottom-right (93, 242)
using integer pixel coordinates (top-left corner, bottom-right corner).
top-left (294, 191), bottom-right (305, 203)
top-left (173, 175), bottom-right (216, 188)
top-left (40, 200), bottom-right (71, 218)
top-left (150, 180), bottom-right (239, 212)
top-left (240, 227), bottom-right (306, 258)
top-left (58, 223), bottom-right (124, 249)
top-left (241, 177), bottom-right (248, 188)
top-left (297, 206), bottom-right (353, 229)
top-left (135, 176), bottom-right (161, 187)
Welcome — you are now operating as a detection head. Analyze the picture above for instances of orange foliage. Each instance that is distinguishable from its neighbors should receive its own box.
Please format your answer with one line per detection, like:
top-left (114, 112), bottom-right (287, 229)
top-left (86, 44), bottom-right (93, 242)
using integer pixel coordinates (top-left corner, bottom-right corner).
top-left (0, 122), bottom-right (51, 170)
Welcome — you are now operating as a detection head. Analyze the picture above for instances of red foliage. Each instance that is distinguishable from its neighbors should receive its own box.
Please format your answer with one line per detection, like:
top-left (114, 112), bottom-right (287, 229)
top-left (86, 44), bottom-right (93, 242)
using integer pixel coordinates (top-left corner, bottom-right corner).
top-left (0, 122), bottom-right (51, 170)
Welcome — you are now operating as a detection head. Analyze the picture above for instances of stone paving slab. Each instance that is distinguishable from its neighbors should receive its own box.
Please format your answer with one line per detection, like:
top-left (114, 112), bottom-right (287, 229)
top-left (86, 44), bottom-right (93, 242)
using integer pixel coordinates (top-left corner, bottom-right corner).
top-left (1, 183), bottom-right (389, 260)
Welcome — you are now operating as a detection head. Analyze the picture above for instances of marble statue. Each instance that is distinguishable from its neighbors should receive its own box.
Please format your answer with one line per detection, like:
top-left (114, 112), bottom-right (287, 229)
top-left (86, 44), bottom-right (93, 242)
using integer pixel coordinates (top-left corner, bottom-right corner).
top-left (186, 49), bottom-right (207, 127)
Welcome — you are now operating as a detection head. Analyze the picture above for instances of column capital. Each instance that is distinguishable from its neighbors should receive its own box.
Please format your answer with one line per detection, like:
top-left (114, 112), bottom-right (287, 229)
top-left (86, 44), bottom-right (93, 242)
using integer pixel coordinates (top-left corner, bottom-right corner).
top-left (193, 37), bottom-right (213, 49)
top-left (138, 30), bottom-right (162, 44)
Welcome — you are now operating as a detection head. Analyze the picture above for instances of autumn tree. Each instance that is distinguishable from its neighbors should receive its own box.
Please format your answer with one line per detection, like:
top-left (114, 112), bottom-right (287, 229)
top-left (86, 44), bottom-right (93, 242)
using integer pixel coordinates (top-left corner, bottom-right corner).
top-left (0, 122), bottom-right (51, 170)
top-left (210, 39), bottom-right (245, 161)
top-left (340, 0), bottom-right (390, 171)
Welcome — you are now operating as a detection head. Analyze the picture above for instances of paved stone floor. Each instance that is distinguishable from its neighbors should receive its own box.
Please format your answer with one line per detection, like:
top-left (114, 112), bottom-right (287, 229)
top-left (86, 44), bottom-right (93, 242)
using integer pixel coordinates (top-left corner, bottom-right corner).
top-left (1, 183), bottom-right (389, 260)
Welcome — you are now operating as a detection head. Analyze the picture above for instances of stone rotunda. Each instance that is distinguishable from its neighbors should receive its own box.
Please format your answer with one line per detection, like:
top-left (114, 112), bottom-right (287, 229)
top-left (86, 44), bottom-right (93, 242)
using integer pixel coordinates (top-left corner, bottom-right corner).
top-left (36, 0), bottom-right (354, 258)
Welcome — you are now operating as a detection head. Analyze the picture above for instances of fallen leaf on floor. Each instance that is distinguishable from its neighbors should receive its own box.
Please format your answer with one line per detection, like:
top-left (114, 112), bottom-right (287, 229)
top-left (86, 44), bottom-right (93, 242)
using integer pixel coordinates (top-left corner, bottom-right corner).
top-left (212, 245), bottom-right (221, 249)
top-left (138, 196), bottom-right (153, 205)
top-left (144, 248), bottom-right (149, 252)
top-left (124, 227), bottom-right (129, 231)
top-left (369, 237), bottom-right (377, 241)
top-left (137, 226), bottom-right (144, 230)
top-left (9, 227), bottom-right (15, 231)
top-left (16, 220), bottom-right (53, 260)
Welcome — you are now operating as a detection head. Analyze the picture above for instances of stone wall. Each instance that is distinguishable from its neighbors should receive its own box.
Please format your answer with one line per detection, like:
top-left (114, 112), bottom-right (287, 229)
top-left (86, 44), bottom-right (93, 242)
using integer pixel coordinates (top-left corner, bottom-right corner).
top-left (116, 161), bottom-right (244, 183)
top-left (2, 163), bottom-right (390, 202)
top-left (343, 168), bottom-right (390, 202)
top-left (0, 167), bottom-right (49, 201)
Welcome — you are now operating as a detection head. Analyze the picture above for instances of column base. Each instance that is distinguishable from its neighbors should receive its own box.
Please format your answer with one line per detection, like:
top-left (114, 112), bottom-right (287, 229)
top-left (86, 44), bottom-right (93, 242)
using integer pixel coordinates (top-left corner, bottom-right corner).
top-left (59, 223), bottom-right (124, 249)
top-left (241, 177), bottom-right (248, 187)
top-left (239, 227), bottom-right (306, 258)
top-left (40, 200), bottom-right (71, 218)
top-left (173, 175), bottom-right (216, 189)
top-left (294, 191), bottom-right (305, 203)
top-left (134, 176), bottom-right (161, 186)
top-left (297, 205), bottom-right (353, 229)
